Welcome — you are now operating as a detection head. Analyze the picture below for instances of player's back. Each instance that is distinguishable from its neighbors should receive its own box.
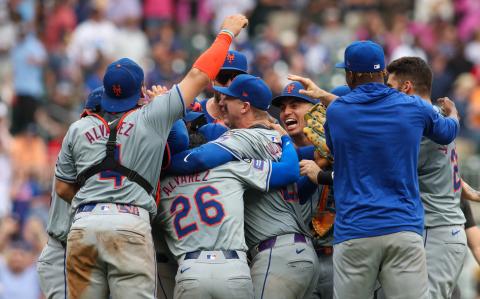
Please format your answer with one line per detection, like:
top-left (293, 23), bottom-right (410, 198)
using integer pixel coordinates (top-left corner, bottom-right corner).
top-left (158, 160), bottom-right (271, 259)
top-left (418, 138), bottom-right (465, 227)
top-left (212, 127), bottom-right (311, 247)
top-left (55, 87), bottom-right (184, 215)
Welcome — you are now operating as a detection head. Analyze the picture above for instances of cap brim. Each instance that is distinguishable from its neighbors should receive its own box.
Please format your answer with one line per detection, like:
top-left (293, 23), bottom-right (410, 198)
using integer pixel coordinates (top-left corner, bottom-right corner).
top-left (219, 67), bottom-right (248, 74)
top-left (212, 86), bottom-right (240, 99)
top-left (335, 62), bottom-right (346, 69)
top-left (184, 111), bottom-right (205, 122)
top-left (271, 95), bottom-right (319, 107)
top-left (101, 91), bottom-right (140, 113)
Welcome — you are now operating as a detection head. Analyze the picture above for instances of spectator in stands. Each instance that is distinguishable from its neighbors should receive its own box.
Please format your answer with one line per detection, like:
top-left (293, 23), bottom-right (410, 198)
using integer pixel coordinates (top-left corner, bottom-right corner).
top-left (10, 23), bottom-right (47, 135)
top-left (0, 239), bottom-right (41, 299)
top-left (67, 0), bottom-right (117, 73)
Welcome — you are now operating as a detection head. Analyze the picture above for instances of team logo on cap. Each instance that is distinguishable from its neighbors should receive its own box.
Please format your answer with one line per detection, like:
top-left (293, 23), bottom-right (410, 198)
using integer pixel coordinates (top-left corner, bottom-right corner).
top-left (242, 91), bottom-right (248, 97)
top-left (226, 53), bottom-right (235, 64)
top-left (112, 85), bottom-right (122, 96)
top-left (286, 83), bottom-right (295, 94)
top-left (374, 64), bottom-right (380, 69)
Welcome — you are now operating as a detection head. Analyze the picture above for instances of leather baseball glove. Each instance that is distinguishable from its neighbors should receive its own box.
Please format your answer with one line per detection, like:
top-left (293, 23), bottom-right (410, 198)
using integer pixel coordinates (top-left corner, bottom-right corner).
top-left (303, 103), bottom-right (333, 162)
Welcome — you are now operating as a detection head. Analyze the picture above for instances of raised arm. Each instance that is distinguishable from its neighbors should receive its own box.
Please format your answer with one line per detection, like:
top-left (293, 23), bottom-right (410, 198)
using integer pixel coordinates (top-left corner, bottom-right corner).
top-left (177, 15), bottom-right (248, 107)
top-left (423, 97), bottom-right (459, 145)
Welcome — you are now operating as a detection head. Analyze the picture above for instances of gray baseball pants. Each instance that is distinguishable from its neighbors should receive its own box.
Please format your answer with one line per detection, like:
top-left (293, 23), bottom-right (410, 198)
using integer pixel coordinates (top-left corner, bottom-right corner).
top-left (333, 231), bottom-right (428, 299)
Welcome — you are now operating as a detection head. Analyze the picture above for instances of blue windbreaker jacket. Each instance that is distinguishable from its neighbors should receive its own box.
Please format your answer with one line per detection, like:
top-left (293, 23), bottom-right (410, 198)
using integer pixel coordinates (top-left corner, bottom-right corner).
top-left (324, 83), bottom-right (459, 243)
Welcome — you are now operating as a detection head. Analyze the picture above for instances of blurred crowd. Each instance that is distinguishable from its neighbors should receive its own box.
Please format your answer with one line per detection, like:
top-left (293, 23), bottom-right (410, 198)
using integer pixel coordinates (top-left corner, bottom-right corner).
top-left (1, 0), bottom-right (480, 298)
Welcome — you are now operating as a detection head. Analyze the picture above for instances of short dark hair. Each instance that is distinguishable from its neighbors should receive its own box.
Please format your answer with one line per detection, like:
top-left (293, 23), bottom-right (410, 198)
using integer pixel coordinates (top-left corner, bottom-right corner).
top-left (386, 57), bottom-right (432, 96)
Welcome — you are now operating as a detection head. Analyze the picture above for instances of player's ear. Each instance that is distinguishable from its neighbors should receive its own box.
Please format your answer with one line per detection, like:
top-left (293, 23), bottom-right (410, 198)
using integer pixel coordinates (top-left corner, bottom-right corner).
top-left (402, 80), bottom-right (413, 94)
top-left (241, 101), bottom-right (250, 114)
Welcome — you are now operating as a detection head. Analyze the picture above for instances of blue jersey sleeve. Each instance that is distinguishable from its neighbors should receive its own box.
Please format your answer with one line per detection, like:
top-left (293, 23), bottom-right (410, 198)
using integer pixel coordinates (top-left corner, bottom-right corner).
top-left (167, 142), bottom-right (235, 174)
top-left (269, 136), bottom-right (300, 189)
top-left (421, 101), bottom-right (459, 145)
top-left (167, 120), bottom-right (189, 155)
top-left (297, 145), bottom-right (315, 160)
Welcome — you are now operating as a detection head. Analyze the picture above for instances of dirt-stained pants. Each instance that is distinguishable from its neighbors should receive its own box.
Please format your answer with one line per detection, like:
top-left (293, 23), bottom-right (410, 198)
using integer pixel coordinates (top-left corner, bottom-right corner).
top-left (66, 203), bottom-right (156, 299)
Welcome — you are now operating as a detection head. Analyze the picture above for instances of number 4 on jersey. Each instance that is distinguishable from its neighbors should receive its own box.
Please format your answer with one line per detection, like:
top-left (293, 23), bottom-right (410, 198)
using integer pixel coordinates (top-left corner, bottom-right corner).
top-left (99, 144), bottom-right (124, 187)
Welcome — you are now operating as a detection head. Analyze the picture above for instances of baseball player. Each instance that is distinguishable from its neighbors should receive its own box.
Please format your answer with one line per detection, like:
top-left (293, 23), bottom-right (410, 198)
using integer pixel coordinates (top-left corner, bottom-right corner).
top-left (158, 123), bottom-right (300, 299)
top-left (54, 14), bottom-right (248, 299)
top-left (290, 41), bottom-right (460, 299)
top-left (168, 74), bottom-right (320, 299)
top-left (191, 50), bottom-right (248, 124)
top-left (37, 87), bottom-right (103, 299)
top-left (271, 83), bottom-right (351, 299)
top-left (386, 56), bottom-right (467, 298)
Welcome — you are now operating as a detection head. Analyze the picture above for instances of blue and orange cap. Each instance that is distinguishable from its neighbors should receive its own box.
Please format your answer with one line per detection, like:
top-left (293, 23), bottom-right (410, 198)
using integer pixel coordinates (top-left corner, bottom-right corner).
top-left (272, 81), bottom-right (319, 106)
top-left (213, 74), bottom-right (272, 111)
top-left (101, 58), bottom-right (144, 113)
top-left (220, 50), bottom-right (248, 73)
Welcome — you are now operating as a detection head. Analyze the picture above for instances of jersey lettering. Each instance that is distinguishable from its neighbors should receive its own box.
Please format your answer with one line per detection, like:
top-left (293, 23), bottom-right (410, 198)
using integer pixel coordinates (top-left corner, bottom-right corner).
top-left (451, 148), bottom-right (461, 192)
top-left (162, 173), bottom-right (210, 197)
top-left (194, 186), bottom-right (225, 226)
top-left (170, 195), bottom-right (198, 239)
top-left (83, 122), bottom-right (134, 144)
top-left (169, 185), bottom-right (225, 238)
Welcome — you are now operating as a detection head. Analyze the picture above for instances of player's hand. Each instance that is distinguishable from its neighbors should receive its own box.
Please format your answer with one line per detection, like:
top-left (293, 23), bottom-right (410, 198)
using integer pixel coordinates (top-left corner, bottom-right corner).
top-left (221, 14), bottom-right (248, 37)
top-left (269, 123), bottom-right (288, 137)
top-left (300, 159), bottom-right (321, 184)
top-left (437, 97), bottom-right (459, 120)
top-left (314, 151), bottom-right (332, 169)
top-left (288, 74), bottom-right (336, 106)
top-left (146, 85), bottom-right (169, 99)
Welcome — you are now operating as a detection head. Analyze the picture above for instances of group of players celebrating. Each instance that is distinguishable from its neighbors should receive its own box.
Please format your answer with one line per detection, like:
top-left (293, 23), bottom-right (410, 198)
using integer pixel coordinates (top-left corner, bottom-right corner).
top-left (36, 13), bottom-right (480, 299)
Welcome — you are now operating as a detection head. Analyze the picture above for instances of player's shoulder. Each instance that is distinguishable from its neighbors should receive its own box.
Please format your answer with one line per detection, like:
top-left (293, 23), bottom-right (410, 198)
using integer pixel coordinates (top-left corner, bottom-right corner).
top-left (68, 115), bottom-right (101, 132)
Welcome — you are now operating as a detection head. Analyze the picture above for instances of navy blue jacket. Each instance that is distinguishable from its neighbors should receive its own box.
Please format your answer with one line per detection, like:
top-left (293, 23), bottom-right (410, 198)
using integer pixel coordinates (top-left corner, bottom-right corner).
top-left (324, 83), bottom-right (459, 243)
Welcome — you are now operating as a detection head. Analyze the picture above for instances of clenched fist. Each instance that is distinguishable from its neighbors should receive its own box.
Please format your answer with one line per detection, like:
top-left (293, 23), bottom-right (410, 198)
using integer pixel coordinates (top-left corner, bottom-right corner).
top-left (221, 14), bottom-right (248, 37)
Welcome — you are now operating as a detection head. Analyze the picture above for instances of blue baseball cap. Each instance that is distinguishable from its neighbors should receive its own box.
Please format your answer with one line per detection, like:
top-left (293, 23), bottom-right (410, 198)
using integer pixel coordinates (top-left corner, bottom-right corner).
top-left (330, 85), bottom-right (351, 97)
top-left (335, 41), bottom-right (385, 72)
top-left (184, 111), bottom-right (205, 122)
top-left (220, 50), bottom-right (248, 73)
top-left (101, 58), bottom-right (144, 113)
top-left (85, 86), bottom-right (104, 110)
top-left (199, 123), bottom-right (228, 142)
top-left (272, 82), bottom-right (319, 106)
top-left (213, 74), bottom-right (272, 111)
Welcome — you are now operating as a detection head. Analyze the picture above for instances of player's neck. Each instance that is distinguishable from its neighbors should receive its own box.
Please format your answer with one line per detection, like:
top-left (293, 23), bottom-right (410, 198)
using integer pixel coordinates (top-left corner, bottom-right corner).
top-left (410, 91), bottom-right (432, 104)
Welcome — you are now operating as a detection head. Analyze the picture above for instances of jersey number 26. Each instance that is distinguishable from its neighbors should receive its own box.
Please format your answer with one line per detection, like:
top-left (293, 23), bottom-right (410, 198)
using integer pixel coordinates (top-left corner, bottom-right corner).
top-left (170, 186), bottom-right (225, 239)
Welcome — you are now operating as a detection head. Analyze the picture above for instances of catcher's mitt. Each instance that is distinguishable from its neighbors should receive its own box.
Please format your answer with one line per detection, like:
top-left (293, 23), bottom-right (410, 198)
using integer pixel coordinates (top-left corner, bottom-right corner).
top-left (303, 103), bottom-right (333, 161)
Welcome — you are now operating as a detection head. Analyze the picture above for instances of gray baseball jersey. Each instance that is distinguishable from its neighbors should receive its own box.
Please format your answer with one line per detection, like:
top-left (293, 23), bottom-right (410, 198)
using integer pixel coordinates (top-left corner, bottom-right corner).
top-left (212, 127), bottom-right (311, 247)
top-left (46, 179), bottom-right (72, 242)
top-left (55, 86), bottom-right (185, 215)
top-left (158, 160), bottom-right (272, 258)
top-left (418, 138), bottom-right (465, 227)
